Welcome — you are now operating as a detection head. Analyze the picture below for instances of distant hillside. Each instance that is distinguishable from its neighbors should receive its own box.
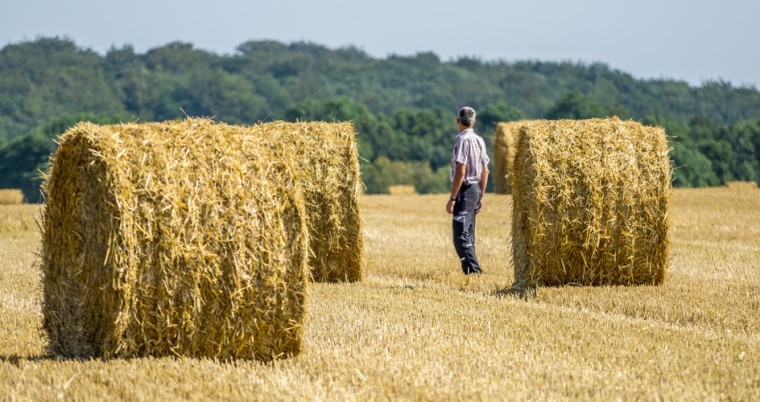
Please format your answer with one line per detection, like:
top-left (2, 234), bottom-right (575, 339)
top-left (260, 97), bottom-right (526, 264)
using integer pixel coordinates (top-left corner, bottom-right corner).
top-left (0, 37), bottom-right (758, 201)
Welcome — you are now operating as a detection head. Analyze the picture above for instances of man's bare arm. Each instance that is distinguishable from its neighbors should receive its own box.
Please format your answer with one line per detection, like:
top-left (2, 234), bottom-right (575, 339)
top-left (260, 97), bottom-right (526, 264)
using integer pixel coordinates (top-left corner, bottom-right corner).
top-left (450, 163), bottom-right (466, 200)
top-left (479, 165), bottom-right (489, 195)
top-left (446, 163), bottom-right (467, 214)
top-left (475, 165), bottom-right (488, 213)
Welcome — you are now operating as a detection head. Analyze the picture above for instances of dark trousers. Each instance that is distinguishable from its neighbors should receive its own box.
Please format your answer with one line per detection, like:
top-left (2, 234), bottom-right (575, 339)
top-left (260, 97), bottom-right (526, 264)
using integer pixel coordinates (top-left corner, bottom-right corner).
top-left (452, 182), bottom-right (482, 274)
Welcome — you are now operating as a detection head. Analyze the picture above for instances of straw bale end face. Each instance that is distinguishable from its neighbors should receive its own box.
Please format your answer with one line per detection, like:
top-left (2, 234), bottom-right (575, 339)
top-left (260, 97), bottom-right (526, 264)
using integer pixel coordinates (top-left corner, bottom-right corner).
top-left (252, 121), bottom-right (364, 283)
top-left (0, 189), bottom-right (25, 205)
top-left (41, 119), bottom-right (309, 361)
top-left (724, 181), bottom-right (758, 190)
top-left (388, 185), bottom-right (417, 195)
top-left (512, 118), bottom-right (671, 287)
top-left (492, 122), bottom-right (523, 195)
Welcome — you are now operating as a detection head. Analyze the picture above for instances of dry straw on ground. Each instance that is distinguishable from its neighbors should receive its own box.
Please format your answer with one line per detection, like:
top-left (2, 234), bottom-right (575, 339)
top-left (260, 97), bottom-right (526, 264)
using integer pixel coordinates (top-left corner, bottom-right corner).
top-left (512, 118), bottom-right (671, 287)
top-left (492, 122), bottom-right (530, 194)
top-left (388, 185), bottom-right (417, 195)
top-left (41, 119), bottom-right (309, 361)
top-left (724, 181), bottom-right (758, 189)
top-left (250, 121), bottom-right (364, 283)
top-left (0, 189), bottom-right (24, 205)
top-left (3, 189), bottom-right (760, 400)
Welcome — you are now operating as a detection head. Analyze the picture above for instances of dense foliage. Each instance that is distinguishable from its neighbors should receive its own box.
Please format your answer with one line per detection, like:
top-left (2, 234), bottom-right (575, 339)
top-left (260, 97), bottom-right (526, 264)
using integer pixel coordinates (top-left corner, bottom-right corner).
top-left (1, 37), bottom-right (758, 201)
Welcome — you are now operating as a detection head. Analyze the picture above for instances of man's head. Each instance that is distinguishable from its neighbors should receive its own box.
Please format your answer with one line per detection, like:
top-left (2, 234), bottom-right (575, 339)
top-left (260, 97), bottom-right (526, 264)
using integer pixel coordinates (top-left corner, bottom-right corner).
top-left (457, 106), bottom-right (476, 128)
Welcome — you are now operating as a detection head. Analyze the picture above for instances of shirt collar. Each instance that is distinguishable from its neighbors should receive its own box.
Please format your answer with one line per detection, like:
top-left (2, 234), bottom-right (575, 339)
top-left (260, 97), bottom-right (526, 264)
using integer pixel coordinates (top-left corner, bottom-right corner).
top-left (457, 128), bottom-right (475, 137)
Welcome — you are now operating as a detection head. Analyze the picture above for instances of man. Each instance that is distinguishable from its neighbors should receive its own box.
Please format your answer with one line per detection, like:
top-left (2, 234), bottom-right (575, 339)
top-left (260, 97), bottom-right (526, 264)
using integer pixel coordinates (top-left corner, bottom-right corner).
top-left (446, 106), bottom-right (490, 275)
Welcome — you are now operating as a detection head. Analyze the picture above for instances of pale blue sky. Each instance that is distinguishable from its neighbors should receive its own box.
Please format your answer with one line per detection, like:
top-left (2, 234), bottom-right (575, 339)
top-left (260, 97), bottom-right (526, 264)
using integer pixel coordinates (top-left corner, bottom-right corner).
top-left (1, 0), bottom-right (758, 87)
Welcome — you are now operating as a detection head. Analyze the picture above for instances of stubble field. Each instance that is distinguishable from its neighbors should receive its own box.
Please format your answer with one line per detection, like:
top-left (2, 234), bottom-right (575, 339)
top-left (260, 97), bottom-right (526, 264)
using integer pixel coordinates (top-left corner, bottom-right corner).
top-left (0, 188), bottom-right (758, 400)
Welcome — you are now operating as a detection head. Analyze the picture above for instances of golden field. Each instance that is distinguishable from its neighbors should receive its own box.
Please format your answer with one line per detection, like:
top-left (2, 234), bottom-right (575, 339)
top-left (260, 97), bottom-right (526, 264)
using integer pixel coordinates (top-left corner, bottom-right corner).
top-left (0, 188), bottom-right (758, 400)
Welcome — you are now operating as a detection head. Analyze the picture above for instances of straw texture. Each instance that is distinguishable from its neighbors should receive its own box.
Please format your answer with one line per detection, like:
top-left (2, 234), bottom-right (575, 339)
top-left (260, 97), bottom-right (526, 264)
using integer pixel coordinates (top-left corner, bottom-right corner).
top-left (42, 119), bottom-right (308, 361)
top-left (724, 181), bottom-right (758, 189)
top-left (492, 122), bottom-right (524, 194)
top-left (0, 189), bottom-right (24, 205)
top-left (388, 185), bottom-right (417, 195)
top-left (512, 118), bottom-right (671, 287)
top-left (250, 121), bottom-right (364, 283)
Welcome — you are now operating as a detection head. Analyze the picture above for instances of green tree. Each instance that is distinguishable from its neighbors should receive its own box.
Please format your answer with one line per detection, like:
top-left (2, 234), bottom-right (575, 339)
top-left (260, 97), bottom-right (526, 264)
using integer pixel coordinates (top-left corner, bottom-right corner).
top-left (722, 119), bottom-right (760, 183)
top-left (545, 91), bottom-right (629, 120)
top-left (0, 37), bottom-right (125, 137)
top-left (361, 157), bottom-right (447, 194)
top-left (671, 142), bottom-right (720, 187)
top-left (387, 108), bottom-right (451, 168)
top-left (477, 102), bottom-right (524, 128)
top-left (0, 134), bottom-right (56, 202)
top-left (172, 69), bottom-right (267, 123)
top-left (697, 140), bottom-right (734, 183)
top-left (144, 42), bottom-right (216, 73)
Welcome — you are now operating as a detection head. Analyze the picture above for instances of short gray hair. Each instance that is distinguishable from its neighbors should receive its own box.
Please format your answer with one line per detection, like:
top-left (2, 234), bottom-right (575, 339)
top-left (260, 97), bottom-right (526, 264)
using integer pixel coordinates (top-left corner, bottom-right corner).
top-left (458, 106), bottom-right (476, 127)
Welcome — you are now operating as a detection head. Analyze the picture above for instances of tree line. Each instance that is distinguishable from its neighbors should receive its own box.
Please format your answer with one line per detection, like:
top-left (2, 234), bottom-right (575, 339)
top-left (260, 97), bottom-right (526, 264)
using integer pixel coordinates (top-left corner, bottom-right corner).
top-left (1, 37), bottom-right (759, 202)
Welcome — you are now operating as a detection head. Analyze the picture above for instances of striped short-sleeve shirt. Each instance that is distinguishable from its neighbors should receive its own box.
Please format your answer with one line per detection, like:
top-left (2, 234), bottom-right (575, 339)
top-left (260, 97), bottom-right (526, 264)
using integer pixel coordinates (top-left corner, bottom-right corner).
top-left (450, 128), bottom-right (490, 183)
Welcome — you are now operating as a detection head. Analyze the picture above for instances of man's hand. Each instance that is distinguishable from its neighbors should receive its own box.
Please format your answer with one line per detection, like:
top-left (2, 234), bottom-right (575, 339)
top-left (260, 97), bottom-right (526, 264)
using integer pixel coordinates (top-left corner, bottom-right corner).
top-left (475, 198), bottom-right (483, 214)
top-left (446, 199), bottom-right (455, 214)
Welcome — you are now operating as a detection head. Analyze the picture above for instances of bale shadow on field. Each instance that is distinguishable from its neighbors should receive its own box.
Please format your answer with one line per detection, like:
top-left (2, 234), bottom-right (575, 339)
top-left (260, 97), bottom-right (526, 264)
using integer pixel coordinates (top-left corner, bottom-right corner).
top-left (0, 353), bottom-right (66, 367)
top-left (0, 352), bottom-right (203, 365)
top-left (494, 283), bottom-right (538, 301)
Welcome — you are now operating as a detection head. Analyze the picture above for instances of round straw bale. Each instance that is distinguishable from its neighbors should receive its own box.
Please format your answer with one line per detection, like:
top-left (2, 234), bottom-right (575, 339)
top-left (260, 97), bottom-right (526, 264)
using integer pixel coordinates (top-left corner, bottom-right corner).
top-left (724, 181), bottom-right (758, 190)
top-left (512, 118), bottom-right (671, 287)
top-left (492, 122), bottom-right (519, 195)
top-left (249, 121), bottom-right (364, 283)
top-left (388, 185), bottom-right (417, 195)
top-left (41, 119), bottom-right (308, 361)
top-left (0, 189), bottom-right (25, 205)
